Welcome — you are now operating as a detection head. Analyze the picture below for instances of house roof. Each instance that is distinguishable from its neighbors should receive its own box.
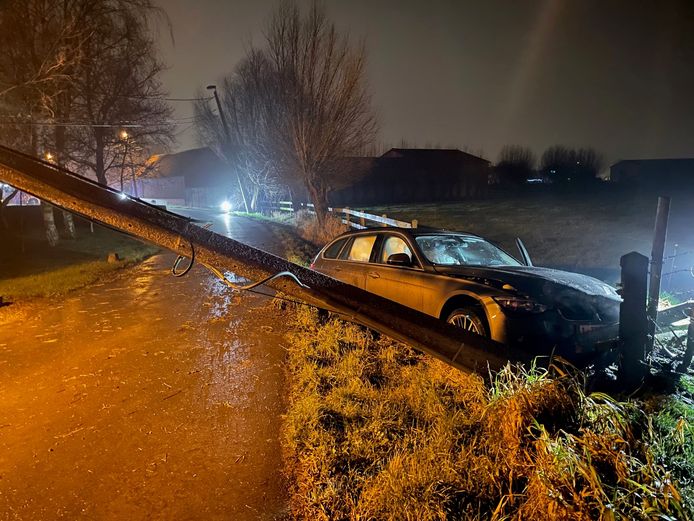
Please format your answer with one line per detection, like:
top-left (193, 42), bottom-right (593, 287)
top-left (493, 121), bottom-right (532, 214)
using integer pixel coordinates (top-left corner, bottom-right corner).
top-left (148, 147), bottom-right (232, 188)
top-left (381, 148), bottom-right (490, 165)
top-left (611, 158), bottom-right (694, 168)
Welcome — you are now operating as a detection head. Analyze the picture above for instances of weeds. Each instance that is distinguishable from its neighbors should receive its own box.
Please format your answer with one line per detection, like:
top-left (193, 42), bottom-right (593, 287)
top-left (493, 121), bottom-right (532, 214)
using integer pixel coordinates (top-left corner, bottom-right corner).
top-left (282, 306), bottom-right (690, 520)
top-left (292, 210), bottom-right (349, 246)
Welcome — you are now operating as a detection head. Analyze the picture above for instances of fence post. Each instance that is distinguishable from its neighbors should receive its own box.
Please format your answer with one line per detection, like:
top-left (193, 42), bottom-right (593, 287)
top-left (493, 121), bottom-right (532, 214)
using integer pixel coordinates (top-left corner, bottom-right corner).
top-left (618, 252), bottom-right (649, 387)
top-left (679, 307), bottom-right (694, 372)
top-left (344, 207), bottom-right (350, 227)
top-left (360, 215), bottom-right (365, 228)
top-left (411, 219), bottom-right (418, 229)
top-left (381, 214), bottom-right (388, 227)
top-left (647, 196), bottom-right (670, 352)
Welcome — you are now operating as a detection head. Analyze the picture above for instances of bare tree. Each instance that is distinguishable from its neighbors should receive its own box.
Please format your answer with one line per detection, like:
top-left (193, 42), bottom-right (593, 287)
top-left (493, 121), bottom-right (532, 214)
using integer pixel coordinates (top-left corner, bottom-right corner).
top-left (495, 145), bottom-right (536, 185)
top-left (196, 50), bottom-right (284, 211)
top-left (541, 145), bottom-right (602, 184)
top-left (263, 1), bottom-right (377, 224)
top-left (0, 0), bottom-right (172, 245)
top-left (66, 4), bottom-right (174, 185)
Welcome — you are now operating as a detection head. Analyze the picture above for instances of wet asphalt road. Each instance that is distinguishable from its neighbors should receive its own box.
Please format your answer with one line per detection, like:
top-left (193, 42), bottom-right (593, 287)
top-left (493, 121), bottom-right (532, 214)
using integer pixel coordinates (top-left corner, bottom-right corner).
top-left (0, 212), bottom-right (298, 520)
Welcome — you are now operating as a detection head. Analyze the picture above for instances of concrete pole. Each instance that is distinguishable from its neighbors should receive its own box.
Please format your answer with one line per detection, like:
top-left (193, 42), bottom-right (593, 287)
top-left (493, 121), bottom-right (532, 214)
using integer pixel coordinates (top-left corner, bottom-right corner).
top-left (0, 143), bottom-right (526, 377)
top-left (207, 85), bottom-right (250, 213)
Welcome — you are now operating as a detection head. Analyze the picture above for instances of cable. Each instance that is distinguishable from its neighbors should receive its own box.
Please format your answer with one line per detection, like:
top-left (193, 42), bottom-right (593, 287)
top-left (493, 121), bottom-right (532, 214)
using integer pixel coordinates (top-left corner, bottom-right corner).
top-left (171, 241), bottom-right (195, 277)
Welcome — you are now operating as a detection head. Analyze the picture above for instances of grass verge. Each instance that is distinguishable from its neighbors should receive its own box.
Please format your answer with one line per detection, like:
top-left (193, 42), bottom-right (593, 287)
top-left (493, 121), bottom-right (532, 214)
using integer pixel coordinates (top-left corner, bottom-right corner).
top-left (0, 225), bottom-right (159, 299)
top-left (281, 305), bottom-right (693, 520)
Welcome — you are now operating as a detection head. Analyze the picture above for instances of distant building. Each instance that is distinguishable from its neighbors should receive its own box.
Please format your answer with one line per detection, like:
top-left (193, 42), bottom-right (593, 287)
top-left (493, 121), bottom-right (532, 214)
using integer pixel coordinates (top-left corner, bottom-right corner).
top-left (329, 148), bottom-right (490, 206)
top-left (610, 158), bottom-right (694, 186)
top-left (142, 147), bottom-right (234, 207)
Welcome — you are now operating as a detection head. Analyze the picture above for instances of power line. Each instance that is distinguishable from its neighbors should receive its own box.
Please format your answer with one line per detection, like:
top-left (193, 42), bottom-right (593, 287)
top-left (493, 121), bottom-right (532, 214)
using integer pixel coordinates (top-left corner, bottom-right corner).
top-left (115, 95), bottom-right (214, 102)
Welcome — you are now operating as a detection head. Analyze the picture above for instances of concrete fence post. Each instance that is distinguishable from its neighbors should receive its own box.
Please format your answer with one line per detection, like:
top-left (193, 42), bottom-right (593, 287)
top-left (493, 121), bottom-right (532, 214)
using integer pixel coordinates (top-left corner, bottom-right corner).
top-left (411, 219), bottom-right (418, 229)
top-left (618, 251), bottom-right (649, 387)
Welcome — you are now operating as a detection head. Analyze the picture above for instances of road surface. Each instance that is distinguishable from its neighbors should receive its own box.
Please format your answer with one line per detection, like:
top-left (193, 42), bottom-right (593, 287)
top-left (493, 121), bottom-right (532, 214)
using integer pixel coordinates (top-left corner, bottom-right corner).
top-left (0, 212), bottom-right (316, 520)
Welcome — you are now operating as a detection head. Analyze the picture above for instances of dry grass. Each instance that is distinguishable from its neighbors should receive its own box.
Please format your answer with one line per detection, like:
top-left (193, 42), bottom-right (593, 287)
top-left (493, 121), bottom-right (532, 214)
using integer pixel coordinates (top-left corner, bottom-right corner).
top-left (281, 306), bottom-right (689, 520)
top-left (293, 210), bottom-right (349, 246)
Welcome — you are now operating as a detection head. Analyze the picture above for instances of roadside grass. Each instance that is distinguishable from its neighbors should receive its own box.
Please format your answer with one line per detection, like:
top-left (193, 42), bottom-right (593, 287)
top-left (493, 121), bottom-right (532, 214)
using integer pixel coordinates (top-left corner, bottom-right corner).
top-left (0, 225), bottom-right (159, 299)
top-left (281, 305), bottom-right (692, 520)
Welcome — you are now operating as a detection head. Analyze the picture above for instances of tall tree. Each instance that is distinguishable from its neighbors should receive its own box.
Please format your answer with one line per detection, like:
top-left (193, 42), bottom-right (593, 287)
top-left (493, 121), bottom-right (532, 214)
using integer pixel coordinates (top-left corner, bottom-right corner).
top-left (263, 1), bottom-right (377, 224)
top-left (66, 2), bottom-right (174, 185)
top-left (195, 50), bottom-right (284, 210)
top-left (495, 145), bottom-right (536, 185)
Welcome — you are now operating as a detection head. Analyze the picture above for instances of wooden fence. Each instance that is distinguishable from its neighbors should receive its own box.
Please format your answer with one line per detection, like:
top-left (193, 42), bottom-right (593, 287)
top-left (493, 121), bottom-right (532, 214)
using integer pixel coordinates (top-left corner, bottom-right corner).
top-left (262, 201), bottom-right (418, 230)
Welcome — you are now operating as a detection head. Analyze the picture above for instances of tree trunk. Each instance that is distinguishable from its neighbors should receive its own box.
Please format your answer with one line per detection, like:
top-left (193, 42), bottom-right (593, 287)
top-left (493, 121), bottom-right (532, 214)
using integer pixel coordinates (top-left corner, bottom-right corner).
top-left (0, 189), bottom-right (18, 229)
top-left (94, 127), bottom-right (107, 185)
top-left (42, 202), bottom-right (59, 246)
top-left (250, 185), bottom-right (259, 212)
top-left (306, 178), bottom-right (329, 226)
top-left (55, 105), bottom-right (77, 239)
top-left (62, 210), bottom-right (77, 239)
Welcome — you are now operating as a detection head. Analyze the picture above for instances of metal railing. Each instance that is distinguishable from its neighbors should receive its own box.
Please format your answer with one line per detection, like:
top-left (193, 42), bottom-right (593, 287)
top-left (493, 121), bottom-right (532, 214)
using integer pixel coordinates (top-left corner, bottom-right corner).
top-left (263, 200), bottom-right (418, 230)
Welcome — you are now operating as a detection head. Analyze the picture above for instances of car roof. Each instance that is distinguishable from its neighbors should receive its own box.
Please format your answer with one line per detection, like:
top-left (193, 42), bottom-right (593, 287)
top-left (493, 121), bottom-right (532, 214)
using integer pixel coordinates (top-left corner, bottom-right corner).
top-left (332, 226), bottom-right (483, 241)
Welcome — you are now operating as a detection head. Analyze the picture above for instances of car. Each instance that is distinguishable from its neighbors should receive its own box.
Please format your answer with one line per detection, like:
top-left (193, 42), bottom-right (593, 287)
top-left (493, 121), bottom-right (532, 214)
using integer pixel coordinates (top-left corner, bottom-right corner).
top-left (311, 227), bottom-right (622, 364)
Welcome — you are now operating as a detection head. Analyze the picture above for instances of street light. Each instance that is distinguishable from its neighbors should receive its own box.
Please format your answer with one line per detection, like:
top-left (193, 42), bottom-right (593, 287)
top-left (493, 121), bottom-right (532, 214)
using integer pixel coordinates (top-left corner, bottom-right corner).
top-left (45, 152), bottom-right (54, 162)
top-left (119, 130), bottom-right (129, 140)
top-left (206, 84), bottom-right (250, 213)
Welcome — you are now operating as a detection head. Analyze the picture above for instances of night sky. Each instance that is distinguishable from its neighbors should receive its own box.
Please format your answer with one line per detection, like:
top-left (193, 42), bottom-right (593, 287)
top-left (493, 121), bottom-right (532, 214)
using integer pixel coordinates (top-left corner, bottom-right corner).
top-left (157, 0), bottom-right (694, 165)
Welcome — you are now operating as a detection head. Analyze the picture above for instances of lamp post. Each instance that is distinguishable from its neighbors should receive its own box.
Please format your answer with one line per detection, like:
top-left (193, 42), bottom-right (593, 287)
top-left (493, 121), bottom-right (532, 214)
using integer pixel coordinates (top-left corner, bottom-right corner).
top-left (206, 84), bottom-right (250, 213)
top-left (119, 130), bottom-right (130, 193)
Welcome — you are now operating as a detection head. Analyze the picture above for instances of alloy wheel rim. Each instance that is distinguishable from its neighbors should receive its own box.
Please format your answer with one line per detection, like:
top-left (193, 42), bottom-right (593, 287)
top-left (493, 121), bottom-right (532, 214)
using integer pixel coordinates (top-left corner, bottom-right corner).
top-left (448, 313), bottom-right (481, 334)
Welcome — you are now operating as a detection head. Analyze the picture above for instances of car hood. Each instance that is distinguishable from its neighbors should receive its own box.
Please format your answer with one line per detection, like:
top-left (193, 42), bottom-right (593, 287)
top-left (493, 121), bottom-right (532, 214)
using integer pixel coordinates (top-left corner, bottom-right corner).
top-left (433, 265), bottom-right (621, 301)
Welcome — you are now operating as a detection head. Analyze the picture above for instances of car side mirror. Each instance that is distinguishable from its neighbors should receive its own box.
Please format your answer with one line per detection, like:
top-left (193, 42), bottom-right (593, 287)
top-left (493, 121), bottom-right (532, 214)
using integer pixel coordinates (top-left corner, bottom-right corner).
top-left (387, 253), bottom-right (412, 266)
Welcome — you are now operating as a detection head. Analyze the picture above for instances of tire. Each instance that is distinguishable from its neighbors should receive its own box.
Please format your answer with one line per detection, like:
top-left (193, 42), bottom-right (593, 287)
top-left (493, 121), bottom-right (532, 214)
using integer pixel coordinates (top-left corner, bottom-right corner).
top-left (446, 307), bottom-right (488, 337)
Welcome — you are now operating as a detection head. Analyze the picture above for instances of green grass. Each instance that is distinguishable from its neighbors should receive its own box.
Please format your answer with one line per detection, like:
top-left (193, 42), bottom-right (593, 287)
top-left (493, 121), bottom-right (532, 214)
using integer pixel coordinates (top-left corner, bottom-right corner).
top-left (0, 224), bottom-right (159, 299)
top-left (281, 305), bottom-right (691, 520)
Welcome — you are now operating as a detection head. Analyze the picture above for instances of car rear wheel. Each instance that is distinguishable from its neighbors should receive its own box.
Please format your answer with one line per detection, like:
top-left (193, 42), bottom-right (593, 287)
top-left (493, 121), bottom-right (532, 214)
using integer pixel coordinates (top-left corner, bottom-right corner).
top-left (446, 307), bottom-right (488, 336)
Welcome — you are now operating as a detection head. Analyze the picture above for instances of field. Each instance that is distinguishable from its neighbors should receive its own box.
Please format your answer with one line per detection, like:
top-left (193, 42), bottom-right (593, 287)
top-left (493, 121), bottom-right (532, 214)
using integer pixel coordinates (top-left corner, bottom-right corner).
top-left (365, 187), bottom-right (694, 289)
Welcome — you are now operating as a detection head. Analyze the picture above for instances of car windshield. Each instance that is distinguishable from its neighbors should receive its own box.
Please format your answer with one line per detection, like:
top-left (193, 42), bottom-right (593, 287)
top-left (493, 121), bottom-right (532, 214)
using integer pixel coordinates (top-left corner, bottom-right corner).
top-left (415, 235), bottom-right (521, 267)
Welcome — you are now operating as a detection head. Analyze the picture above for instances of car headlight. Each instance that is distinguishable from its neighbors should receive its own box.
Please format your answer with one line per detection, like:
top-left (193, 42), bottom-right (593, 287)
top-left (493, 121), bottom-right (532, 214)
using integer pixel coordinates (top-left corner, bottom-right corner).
top-left (493, 296), bottom-right (548, 314)
top-left (220, 200), bottom-right (232, 212)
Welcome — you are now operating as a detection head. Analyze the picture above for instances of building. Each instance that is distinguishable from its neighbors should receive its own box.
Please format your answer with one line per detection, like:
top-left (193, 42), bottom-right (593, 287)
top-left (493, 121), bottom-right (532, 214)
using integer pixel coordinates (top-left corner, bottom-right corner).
top-left (610, 158), bottom-right (694, 186)
top-left (329, 148), bottom-right (490, 206)
top-left (142, 147), bottom-right (235, 207)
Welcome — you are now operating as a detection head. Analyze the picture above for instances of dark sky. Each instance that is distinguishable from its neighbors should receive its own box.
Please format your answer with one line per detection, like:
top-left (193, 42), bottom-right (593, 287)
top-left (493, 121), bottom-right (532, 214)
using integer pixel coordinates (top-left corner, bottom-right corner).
top-left (157, 0), bottom-right (694, 166)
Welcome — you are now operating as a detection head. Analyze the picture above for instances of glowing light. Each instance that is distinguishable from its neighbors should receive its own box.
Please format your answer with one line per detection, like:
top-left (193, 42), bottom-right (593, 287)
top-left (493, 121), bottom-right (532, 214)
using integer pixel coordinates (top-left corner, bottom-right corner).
top-left (45, 152), bottom-right (53, 162)
top-left (119, 192), bottom-right (127, 200)
top-left (120, 130), bottom-right (129, 140)
top-left (220, 200), bottom-right (232, 213)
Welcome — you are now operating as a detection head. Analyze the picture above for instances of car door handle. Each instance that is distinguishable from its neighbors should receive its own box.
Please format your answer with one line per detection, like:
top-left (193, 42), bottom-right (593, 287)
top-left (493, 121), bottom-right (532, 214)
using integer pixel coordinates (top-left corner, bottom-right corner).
top-left (333, 266), bottom-right (342, 272)
top-left (368, 271), bottom-right (380, 279)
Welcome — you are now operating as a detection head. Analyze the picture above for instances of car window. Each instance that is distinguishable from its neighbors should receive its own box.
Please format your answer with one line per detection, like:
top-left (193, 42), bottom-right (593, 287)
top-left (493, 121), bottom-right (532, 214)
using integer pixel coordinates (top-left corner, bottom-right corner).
top-left (345, 235), bottom-right (377, 262)
top-left (415, 234), bottom-right (521, 267)
top-left (323, 237), bottom-right (348, 259)
top-left (380, 236), bottom-right (413, 264)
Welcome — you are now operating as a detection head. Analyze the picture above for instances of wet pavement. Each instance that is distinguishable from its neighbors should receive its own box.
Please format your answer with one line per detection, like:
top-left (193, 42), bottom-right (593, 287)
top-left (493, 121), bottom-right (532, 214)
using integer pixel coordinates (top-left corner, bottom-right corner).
top-left (0, 213), bottom-right (299, 520)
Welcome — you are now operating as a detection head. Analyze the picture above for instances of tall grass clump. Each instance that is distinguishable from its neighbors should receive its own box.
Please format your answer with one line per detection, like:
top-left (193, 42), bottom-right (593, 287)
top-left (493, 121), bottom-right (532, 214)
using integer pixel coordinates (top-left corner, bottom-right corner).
top-left (281, 306), bottom-right (689, 520)
top-left (293, 210), bottom-right (349, 246)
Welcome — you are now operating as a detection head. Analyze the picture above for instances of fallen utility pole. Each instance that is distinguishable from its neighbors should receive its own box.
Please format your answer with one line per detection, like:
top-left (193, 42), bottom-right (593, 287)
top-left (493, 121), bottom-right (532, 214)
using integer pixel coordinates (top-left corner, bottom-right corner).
top-left (0, 145), bottom-right (528, 375)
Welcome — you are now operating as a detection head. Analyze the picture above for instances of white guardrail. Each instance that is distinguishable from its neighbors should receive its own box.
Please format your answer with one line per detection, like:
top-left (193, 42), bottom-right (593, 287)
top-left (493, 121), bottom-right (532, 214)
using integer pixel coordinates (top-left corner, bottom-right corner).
top-left (272, 201), bottom-right (418, 230)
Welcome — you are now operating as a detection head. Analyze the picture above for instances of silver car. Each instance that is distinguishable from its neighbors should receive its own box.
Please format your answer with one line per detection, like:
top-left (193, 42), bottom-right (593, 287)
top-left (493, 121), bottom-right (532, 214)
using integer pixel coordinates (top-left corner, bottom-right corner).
top-left (311, 228), bottom-right (621, 363)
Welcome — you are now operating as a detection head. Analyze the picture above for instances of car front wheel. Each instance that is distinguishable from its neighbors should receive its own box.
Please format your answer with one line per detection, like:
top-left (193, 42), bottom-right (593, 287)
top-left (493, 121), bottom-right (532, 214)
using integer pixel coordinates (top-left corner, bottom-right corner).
top-left (446, 307), bottom-right (488, 337)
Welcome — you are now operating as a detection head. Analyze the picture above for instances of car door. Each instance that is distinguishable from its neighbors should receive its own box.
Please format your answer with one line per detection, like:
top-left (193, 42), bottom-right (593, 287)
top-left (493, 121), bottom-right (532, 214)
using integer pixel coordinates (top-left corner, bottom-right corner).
top-left (364, 233), bottom-right (432, 313)
top-left (328, 234), bottom-right (379, 289)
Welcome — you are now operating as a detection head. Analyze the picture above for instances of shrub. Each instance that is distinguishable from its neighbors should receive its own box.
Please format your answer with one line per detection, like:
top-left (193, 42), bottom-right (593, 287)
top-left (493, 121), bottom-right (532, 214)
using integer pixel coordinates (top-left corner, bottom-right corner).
top-left (293, 209), bottom-right (349, 246)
